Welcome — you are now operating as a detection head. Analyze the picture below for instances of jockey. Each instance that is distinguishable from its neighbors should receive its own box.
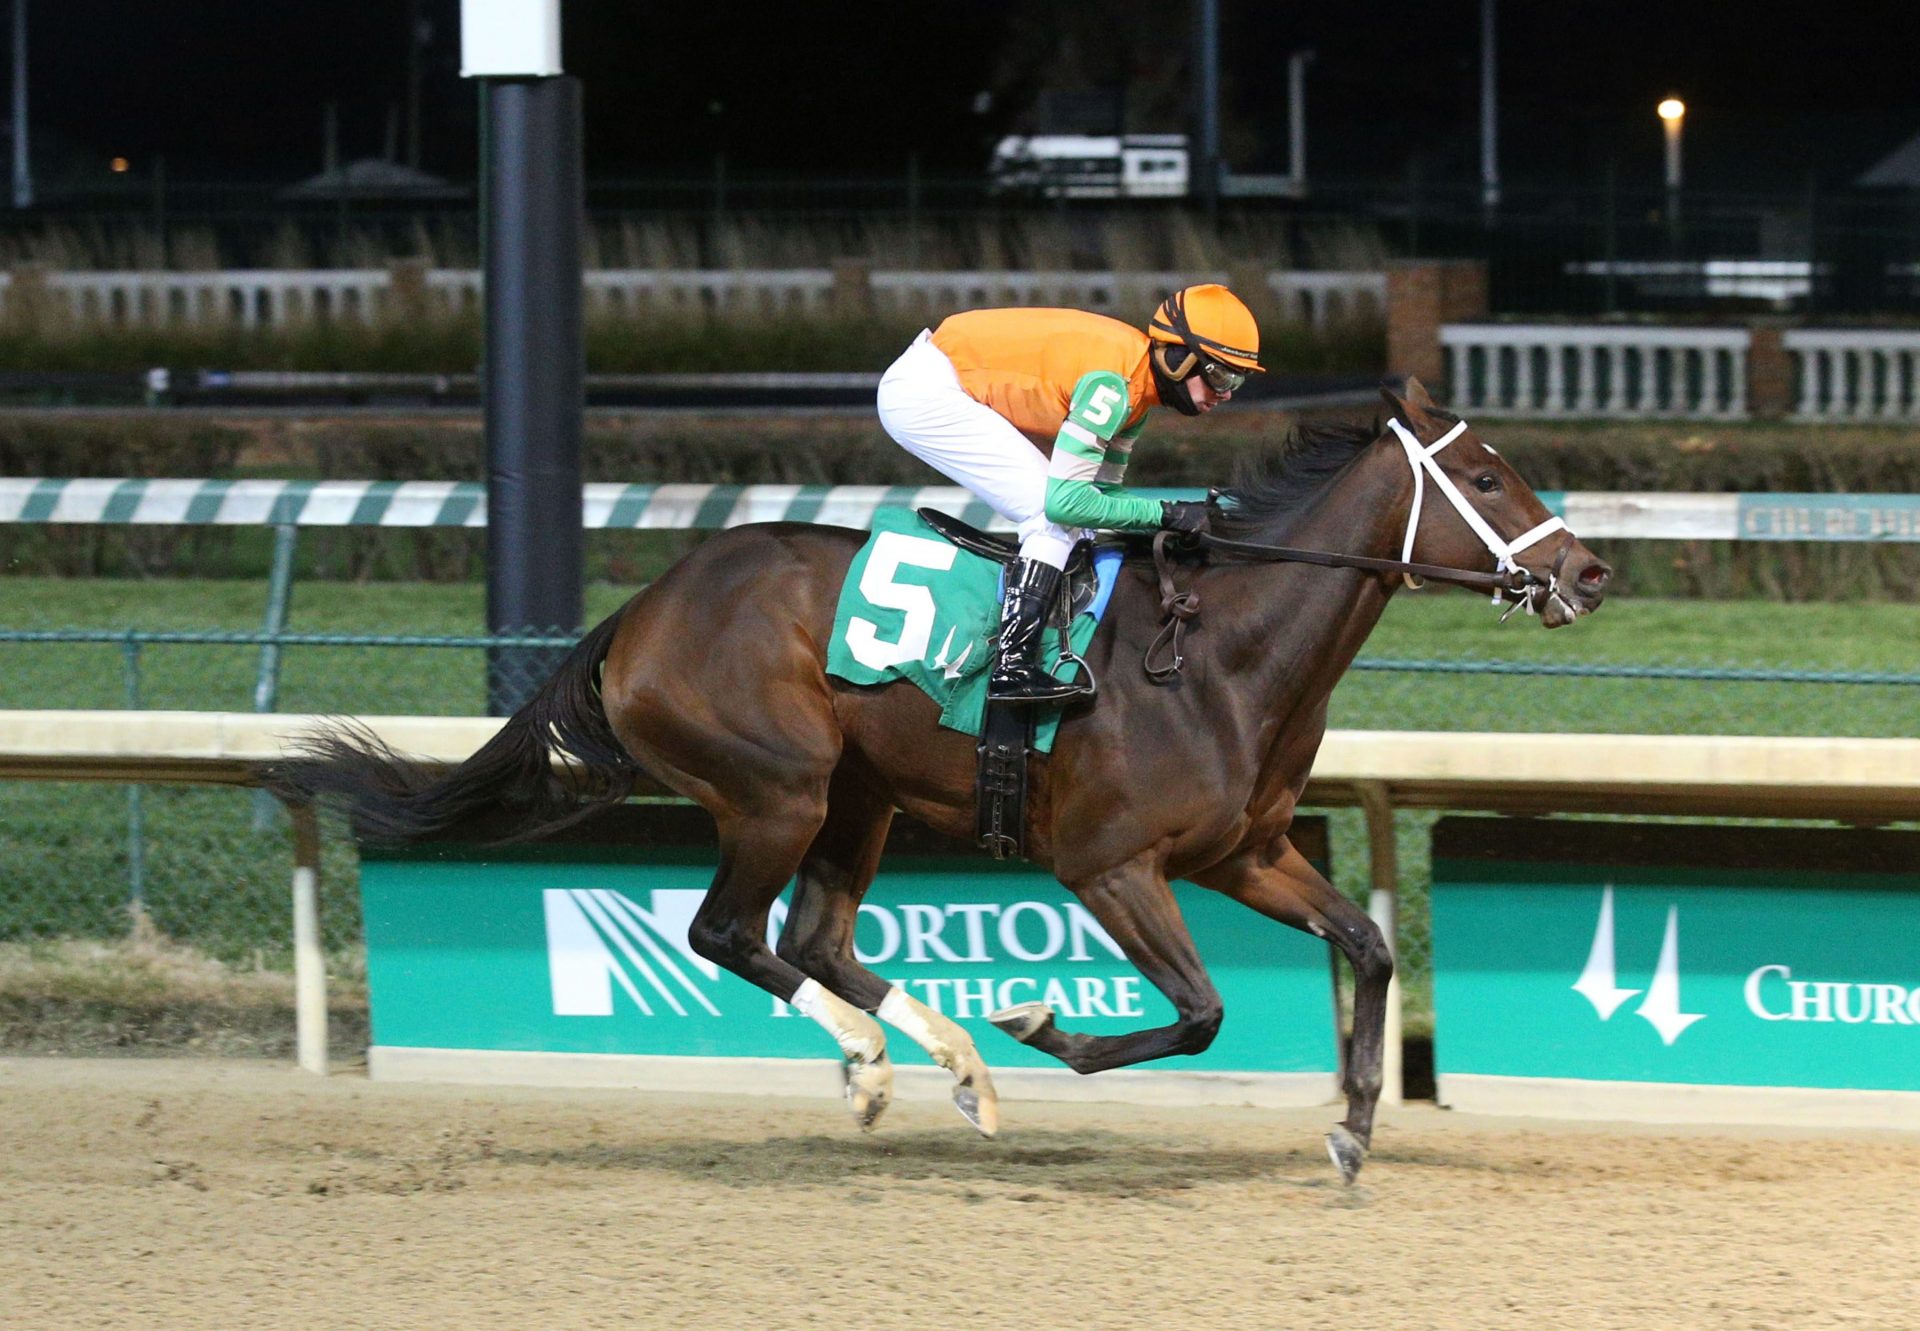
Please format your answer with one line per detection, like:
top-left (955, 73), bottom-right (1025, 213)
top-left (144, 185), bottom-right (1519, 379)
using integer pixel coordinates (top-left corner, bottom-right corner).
top-left (876, 283), bottom-right (1262, 705)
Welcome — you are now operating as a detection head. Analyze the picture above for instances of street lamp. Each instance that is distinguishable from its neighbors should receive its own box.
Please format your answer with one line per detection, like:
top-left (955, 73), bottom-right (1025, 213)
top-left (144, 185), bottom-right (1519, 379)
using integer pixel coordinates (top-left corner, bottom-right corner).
top-left (1658, 96), bottom-right (1685, 234)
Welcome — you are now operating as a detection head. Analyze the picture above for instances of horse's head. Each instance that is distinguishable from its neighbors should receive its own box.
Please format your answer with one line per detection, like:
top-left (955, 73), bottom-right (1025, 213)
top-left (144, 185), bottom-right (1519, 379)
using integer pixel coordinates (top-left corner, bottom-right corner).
top-left (1381, 376), bottom-right (1610, 628)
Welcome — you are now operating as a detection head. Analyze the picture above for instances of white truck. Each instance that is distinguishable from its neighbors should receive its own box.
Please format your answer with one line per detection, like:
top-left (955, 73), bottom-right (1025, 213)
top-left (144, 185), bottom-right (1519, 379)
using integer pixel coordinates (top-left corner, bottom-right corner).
top-left (988, 134), bottom-right (1190, 199)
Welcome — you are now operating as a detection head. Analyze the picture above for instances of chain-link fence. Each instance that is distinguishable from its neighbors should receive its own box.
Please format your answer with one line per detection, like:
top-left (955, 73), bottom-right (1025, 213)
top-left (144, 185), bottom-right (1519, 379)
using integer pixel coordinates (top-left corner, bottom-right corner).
top-left (5, 608), bottom-right (1916, 1054)
top-left (0, 625), bottom-right (574, 1057)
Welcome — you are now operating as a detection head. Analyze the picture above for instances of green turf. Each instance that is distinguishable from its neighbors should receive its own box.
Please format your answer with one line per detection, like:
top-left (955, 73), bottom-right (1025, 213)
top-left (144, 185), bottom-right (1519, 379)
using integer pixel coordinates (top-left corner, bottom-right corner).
top-left (2, 576), bottom-right (1914, 732)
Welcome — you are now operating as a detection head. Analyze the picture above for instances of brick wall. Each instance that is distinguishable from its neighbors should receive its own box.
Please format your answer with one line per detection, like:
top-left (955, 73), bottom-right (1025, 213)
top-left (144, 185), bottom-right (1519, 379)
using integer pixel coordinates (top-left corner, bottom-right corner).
top-left (1385, 259), bottom-right (1489, 399)
top-left (1747, 319), bottom-right (1793, 419)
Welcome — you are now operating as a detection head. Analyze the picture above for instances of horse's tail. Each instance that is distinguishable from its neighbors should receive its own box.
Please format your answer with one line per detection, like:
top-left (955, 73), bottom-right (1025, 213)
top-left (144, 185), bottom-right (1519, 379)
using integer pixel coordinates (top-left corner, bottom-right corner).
top-left (266, 606), bottom-right (641, 846)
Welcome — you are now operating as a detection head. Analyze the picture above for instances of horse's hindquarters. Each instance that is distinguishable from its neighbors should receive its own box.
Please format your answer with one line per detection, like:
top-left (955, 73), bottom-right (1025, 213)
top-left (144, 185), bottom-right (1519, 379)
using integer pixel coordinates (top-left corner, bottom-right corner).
top-left (596, 524), bottom-right (863, 806)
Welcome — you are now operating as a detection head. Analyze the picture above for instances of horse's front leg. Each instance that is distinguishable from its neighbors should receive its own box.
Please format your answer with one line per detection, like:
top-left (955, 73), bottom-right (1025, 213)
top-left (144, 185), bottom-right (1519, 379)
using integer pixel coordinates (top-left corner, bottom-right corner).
top-left (990, 850), bottom-right (1224, 1073)
top-left (1190, 839), bottom-right (1392, 1184)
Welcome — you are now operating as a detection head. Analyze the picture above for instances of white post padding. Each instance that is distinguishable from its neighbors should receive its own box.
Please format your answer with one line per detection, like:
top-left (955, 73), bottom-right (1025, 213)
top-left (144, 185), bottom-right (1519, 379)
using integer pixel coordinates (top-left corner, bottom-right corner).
top-left (289, 802), bottom-right (328, 1076)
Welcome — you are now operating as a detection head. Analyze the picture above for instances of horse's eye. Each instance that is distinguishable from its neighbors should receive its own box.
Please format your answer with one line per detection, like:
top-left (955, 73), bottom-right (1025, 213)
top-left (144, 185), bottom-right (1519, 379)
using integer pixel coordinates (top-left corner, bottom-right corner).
top-left (1475, 473), bottom-right (1500, 494)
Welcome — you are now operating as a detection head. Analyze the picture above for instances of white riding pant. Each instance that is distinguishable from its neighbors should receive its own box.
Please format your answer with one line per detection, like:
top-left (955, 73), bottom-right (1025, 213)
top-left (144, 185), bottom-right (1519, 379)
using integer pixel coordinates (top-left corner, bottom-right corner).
top-left (876, 330), bottom-right (1082, 570)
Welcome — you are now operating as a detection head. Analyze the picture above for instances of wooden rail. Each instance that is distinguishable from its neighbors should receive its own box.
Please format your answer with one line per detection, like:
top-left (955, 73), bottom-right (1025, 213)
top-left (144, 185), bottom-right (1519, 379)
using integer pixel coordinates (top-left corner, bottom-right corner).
top-left (6, 710), bottom-right (1918, 1101)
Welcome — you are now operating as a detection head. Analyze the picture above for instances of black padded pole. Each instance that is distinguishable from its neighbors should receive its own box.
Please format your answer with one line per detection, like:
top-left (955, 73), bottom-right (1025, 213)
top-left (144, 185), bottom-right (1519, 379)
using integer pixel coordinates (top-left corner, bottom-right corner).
top-left (483, 75), bottom-right (584, 714)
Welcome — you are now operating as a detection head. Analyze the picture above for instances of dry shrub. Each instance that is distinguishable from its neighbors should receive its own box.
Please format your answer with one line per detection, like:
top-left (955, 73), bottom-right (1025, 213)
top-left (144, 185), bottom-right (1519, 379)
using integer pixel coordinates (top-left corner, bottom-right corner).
top-left (0, 931), bottom-right (367, 1057)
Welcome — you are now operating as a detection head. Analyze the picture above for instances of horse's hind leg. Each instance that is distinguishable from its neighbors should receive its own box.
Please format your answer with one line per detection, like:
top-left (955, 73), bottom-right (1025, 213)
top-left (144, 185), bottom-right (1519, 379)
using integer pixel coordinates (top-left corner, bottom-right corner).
top-left (779, 769), bottom-right (1001, 1137)
top-left (687, 806), bottom-right (894, 1129)
top-left (990, 851), bottom-right (1225, 1074)
top-left (1191, 839), bottom-right (1392, 1184)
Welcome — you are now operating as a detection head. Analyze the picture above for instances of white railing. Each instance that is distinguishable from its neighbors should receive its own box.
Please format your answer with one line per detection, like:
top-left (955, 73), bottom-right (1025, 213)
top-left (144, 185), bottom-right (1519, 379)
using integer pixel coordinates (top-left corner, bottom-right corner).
top-left (869, 269), bottom-right (1184, 319)
top-left (1268, 270), bottom-right (1386, 327)
top-left (1783, 329), bottom-right (1920, 421)
top-left (0, 266), bottom-right (1386, 331)
top-left (1442, 324), bottom-right (1751, 419)
top-left (426, 268), bottom-right (847, 319)
top-left (1, 269), bottom-right (395, 329)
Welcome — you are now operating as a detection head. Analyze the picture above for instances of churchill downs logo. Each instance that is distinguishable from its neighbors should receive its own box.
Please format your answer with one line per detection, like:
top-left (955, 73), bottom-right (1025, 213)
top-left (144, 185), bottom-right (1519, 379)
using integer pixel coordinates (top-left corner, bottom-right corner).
top-left (545, 888), bottom-right (1142, 1021)
top-left (1573, 885), bottom-right (1920, 1044)
top-left (1572, 885), bottom-right (1705, 1046)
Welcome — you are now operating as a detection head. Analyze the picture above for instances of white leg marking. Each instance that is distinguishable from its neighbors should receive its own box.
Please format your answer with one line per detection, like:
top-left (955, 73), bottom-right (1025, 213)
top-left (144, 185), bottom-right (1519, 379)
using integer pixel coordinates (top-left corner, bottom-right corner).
top-left (878, 985), bottom-right (1000, 1138)
top-left (878, 986), bottom-right (967, 1068)
top-left (792, 978), bottom-right (892, 1130)
top-left (793, 978), bottom-right (886, 1062)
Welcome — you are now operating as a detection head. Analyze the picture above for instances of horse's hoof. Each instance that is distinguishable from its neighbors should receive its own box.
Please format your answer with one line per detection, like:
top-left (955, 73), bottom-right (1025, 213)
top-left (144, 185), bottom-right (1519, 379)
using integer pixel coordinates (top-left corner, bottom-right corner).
top-left (1325, 1125), bottom-right (1366, 1185)
top-left (844, 1052), bottom-right (894, 1131)
top-left (953, 1071), bottom-right (1000, 1139)
top-left (989, 1001), bottom-right (1055, 1045)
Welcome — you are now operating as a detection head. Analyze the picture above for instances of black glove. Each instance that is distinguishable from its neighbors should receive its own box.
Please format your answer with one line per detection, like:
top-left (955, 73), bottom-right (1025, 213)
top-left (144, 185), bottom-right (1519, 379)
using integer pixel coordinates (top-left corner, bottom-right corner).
top-left (1160, 499), bottom-right (1212, 536)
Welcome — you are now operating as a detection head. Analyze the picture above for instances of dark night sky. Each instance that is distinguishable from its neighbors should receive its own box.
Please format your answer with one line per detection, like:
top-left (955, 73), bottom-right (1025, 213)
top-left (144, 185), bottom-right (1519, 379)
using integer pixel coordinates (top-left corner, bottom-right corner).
top-left (21, 1), bottom-right (1920, 191)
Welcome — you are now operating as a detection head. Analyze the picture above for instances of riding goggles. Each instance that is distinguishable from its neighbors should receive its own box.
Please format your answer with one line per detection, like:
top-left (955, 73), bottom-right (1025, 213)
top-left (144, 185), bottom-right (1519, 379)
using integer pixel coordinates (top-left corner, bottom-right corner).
top-left (1198, 357), bottom-right (1248, 394)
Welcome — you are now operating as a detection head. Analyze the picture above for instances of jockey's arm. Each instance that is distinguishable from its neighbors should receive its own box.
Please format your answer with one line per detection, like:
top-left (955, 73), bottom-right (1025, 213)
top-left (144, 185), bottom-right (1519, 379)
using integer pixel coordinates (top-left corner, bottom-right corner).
top-left (1042, 371), bottom-right (1164, 532)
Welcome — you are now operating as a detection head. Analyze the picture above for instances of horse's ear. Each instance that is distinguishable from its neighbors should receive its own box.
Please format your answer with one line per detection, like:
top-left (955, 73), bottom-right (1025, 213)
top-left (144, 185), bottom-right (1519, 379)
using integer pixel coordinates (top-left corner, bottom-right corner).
top-left (1379, 375), bottom-right (1438, 424)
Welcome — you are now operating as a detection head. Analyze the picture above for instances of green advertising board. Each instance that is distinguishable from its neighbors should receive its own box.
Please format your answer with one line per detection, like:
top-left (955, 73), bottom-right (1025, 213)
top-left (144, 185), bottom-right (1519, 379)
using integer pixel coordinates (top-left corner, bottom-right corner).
top-left (1432, 818), bottom-right (1920, 1125)
top-left (358, 808), bottom-right (1338, 1102)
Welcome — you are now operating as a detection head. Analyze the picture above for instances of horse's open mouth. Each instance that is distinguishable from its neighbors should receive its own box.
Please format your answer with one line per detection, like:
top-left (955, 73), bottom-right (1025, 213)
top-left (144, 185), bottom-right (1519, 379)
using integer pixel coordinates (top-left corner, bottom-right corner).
top-left (1530, 547), bottom-right (1611, 628)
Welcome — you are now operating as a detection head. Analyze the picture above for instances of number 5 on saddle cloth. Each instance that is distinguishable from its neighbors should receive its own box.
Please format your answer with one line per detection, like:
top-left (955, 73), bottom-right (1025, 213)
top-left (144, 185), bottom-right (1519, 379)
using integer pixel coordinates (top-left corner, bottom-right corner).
top-left (824, 507), bottom-right (1122, 859)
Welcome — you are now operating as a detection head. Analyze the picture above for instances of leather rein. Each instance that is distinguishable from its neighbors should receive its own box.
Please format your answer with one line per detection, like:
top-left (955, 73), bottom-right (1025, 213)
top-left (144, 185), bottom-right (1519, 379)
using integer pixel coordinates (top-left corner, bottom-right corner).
top-left (1142, 530), bottom-right (1538, 684)
top-left (1143, 415), bottom-right (1578, 684)
top-left (1195, 531), bottom-right (1540, 593)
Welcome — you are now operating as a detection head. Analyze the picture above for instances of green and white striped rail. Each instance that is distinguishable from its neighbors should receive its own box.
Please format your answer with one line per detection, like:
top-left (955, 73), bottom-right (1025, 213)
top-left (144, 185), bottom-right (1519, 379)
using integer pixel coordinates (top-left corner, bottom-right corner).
top-left (4, 478), bottom-right (1920, 541)
top-left (0, 478), bottom-right (1012, 532)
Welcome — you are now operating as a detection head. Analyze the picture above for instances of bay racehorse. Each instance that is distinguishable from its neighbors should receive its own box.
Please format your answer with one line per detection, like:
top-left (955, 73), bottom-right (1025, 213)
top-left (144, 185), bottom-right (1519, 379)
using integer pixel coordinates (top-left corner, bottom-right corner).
top-left (272, 377), bottom-right (1610, 1182)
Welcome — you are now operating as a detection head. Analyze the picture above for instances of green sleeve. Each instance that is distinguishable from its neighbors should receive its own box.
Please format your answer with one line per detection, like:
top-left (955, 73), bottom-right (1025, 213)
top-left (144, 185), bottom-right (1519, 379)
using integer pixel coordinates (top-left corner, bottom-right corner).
top-left (1043, 372), bottom-right (1162, 531)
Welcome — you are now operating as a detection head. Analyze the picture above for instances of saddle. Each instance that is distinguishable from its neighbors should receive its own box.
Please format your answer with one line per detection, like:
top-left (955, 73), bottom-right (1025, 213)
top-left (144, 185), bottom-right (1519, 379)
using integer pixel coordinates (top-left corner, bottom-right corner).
top-left (917, 509), bottom-right (1106, 862)
top-left (917, 510), bottom-right (1103, 623)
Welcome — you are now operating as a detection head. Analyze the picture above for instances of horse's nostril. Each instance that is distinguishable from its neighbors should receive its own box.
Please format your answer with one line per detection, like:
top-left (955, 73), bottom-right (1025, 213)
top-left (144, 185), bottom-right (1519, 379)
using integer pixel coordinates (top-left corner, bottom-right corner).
top-left (1579, 563), bottom-right (1612, 588)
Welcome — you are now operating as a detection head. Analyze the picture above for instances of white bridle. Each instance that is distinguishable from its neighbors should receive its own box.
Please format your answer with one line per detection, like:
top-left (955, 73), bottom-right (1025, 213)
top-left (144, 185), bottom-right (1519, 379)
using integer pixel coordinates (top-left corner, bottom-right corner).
top-left (1386, 417), bottom-right (1575, 616)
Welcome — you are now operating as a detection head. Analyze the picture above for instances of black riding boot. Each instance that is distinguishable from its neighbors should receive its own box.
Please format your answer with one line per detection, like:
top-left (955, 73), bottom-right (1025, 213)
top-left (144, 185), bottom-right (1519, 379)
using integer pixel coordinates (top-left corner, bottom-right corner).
top-left (989, 559), bottom-right (1091, 706)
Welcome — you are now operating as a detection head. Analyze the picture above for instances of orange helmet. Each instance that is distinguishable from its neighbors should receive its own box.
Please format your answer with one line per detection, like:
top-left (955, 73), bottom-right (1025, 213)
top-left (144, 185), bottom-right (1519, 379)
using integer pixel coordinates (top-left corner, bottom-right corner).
top-left (1147, 284), bottom-right (1264, 392)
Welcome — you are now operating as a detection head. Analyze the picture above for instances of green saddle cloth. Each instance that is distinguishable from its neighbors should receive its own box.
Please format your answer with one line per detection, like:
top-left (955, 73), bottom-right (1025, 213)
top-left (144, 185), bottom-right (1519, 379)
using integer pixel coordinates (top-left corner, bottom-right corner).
top-left (824, 508), bottom-right (1099, 754)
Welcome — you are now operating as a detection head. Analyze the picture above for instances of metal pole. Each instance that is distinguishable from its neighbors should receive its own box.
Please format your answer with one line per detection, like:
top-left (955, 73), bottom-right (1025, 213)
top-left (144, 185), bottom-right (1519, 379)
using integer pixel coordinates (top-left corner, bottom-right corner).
top-left (907, 151), bottom-right (921, 268)
top-left (121, 635), bottom-right (145, 921)
top-left (1195, 0), bottom-right (1220, 216)
top-left (253, 524), bottom-right (299, 715)
top-left (1287, 51), bottom-right (1313, 194)
top-left (1407, 157), bottom-right (1422, 256)
top-left (1805, 170), bottom-right (1820, 317)
top-left (1664, 111), bottom-right (1684, 250)
top-left (406, 0), bottom-right (426, 168)
top-left (10, 0), bottom-right (29, 208)
top-left (483, 76), bottom-right (584, 714)
top-left (1603, 159), bottom-right (1619, 315)
top-left (151, 155), bottom-right (167, 267)
top-left (251, 522), bottom-right (299, 828)
top-left (1480, 0), bottom-right (1499, 213)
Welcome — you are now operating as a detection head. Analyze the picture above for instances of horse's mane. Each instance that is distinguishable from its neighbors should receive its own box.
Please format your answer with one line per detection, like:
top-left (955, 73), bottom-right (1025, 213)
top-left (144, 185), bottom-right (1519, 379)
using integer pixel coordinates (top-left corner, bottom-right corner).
top-left (1211, 417), bottom-right (1379, 539)
top-left (1211, 409), bottom-right (1458, 539)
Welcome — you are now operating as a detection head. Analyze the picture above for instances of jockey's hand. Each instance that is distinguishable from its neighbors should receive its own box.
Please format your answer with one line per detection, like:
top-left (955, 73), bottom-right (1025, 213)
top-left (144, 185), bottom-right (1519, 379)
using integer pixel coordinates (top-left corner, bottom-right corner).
top-left (1159, 500), bottom-right (1212, 536)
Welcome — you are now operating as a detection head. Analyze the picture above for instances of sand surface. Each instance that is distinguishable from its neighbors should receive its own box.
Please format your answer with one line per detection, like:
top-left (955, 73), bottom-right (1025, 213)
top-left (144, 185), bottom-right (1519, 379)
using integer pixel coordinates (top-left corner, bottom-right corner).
top-left (4, 1056), bottom-right (1916, 1330)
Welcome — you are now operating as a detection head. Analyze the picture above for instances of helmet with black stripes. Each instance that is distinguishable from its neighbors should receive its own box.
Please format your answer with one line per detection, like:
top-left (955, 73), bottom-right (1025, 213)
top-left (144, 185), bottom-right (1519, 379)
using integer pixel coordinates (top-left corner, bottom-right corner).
top-left (1146, 284), bottom-right (1263, 415)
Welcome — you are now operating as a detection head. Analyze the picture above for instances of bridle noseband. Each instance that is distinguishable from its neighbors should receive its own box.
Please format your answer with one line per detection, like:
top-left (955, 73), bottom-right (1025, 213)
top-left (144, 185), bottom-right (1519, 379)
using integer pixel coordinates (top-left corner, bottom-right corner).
top-left (1385, 418), bottom-right (1568, 610)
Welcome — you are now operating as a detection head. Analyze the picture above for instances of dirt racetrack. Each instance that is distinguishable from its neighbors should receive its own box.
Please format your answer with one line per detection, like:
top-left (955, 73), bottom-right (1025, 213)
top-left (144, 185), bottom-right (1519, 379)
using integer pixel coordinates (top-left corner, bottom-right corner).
top-left (5, 1057), bottom-right (1917, 1331)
